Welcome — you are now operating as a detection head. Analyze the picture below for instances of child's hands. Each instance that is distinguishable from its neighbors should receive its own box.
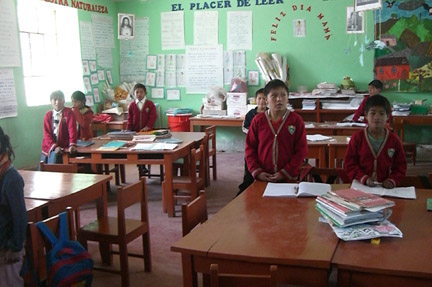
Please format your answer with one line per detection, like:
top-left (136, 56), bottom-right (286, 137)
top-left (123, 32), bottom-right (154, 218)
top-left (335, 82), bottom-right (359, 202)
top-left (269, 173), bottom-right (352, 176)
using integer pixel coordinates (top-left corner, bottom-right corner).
top-left (382, 179), bottom-right (395, 189)
top-left (54, 146), bottom-right (62, 154)
top-left (257, 172), bottom-right (273, 182)
top-left (268, 172), bottom-right (285, 182)
top-left (69, 146), bottom-right (77, 155)
top-left (140, 126), bottom-right (151, 132)
top-left (366, 178), bottom-right (378, 187)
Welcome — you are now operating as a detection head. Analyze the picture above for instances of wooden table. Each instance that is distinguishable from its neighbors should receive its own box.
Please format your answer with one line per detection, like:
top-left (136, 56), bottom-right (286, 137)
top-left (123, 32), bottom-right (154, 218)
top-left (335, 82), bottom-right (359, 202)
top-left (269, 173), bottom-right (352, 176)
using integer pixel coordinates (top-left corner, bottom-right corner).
top-left (171, 181), bottom-right (340, 287)
top-left (20, 170), bottom-right (112, 263)
top-left (189, 116), bottom-right (243, 132)
top-left (333, 189), bottom-right (432, 287)
top-left (307, 136), bottom-right (349, 168)
top-left (328, 136), bottom-right (350, 168)
top-left (25, 198), bottom-right (49, 223)
top-left (63, 132), bottom-right (205, 217)
top-left (92, 120), bottom-right (128, 137)
top-left (305, 122), bottom-right (363, 136)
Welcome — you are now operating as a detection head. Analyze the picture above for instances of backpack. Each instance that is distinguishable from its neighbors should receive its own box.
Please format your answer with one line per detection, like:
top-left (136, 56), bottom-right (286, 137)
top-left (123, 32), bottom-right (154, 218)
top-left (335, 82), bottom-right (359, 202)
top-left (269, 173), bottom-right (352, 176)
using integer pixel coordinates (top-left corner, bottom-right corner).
top-left (36, 212), bottom-right (94, 287)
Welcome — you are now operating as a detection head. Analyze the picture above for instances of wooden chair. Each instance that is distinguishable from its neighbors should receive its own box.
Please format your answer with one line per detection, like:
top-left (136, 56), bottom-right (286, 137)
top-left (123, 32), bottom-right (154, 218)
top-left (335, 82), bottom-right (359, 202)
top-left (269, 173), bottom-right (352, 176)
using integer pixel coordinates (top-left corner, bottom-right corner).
top-left (300, 165), bottom-right (351, 184)
top-left (39, 161), bottom-right (78, 173)
top-left (26, 207), bottom-right (75, 286)
top-left (182, 190), bottom-right (208, 236)
top-left (392, 117), bottom-right (427, 165)
top-left (210, 264), bottom-right (278, 287)
top-left (205, 125), bottom-right (217, 184)
top-left (104, 164), bottom-right (126, 186)
top-left (163, 145), bottom-right (206, 213)
top-left (399, 175), bottom-right (431, 189)
top-left (77, 177), bottom-right (152, 287)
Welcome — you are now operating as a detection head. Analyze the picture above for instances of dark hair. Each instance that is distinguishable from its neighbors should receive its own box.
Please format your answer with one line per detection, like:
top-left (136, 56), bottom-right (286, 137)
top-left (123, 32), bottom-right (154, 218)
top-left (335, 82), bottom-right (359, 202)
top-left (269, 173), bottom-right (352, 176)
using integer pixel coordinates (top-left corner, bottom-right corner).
top-left (263, 79), bottom-right (289, 97)
top-left (364, 95), bottom-right (391, 115)
top-left (71, 91), bottom-right (86, 104)
top-left (133, 83), bottom-right (146, 93)
top-left (122, 16), bottom-right (131, 26)
top-left (255, 88), bottom-right (264, 98)
top-left (50, 90), bottom-right (65, 101)
top-left (0, 126), bottom-right (15, 161)
top-left (368, 79), bottom-right (383, 90)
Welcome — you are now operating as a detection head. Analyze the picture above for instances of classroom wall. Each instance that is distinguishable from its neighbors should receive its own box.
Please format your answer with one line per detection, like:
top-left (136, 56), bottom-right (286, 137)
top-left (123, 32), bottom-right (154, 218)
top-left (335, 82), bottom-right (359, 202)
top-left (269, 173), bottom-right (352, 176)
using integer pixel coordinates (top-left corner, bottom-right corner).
top-left (2, 0), bottom-right (431, 168)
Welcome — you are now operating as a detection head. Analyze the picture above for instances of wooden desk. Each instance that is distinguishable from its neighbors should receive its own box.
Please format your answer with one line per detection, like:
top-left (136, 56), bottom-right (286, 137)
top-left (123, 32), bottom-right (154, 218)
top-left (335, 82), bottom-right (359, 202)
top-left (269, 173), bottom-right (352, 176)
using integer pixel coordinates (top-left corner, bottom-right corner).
top-left (189, 116), bottom-right (243, 132)
top-left (63, 132), bottom-right (205, 217)
top-left (307, 136), bottom-right (350, 168)
top-left (92, 120), bottom-right (127, 137)
top-left (25, 198), bottom-right (49, 223)
top-left (171, 181), bottom-right (339, 287)
top-left (328, 136), bottom-right (350, 168)
top-left (333, 189), bottom-right (432, 287)
top-left (306, 122), bottom-right (362, 136)
top-left (392, 115), bottom-right (432, 140)
top-left (307, 140), bottom-right (329, 168)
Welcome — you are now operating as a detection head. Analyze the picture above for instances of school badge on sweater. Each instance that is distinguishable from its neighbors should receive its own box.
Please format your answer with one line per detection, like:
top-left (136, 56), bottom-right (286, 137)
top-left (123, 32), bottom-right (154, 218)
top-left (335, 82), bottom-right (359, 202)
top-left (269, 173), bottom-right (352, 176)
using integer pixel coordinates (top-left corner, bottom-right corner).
top-left (388, 148), bottom-right (395, 158)
top-left (288, 125), bottom-right (296, 135)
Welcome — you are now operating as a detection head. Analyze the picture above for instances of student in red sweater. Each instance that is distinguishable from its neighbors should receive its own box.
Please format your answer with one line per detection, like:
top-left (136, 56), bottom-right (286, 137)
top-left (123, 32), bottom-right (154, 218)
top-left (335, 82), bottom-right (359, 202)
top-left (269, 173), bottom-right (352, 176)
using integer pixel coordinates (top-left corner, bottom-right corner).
top-left (245, 79), bottom-right (308, 182)
top-left (41, 90), bottom-right (77, 164)
top-left (71, 91), bottom-right (94, 140)
top-left (344, 95), bottom-right (407, 188)
top-left (127, 83), bottom-right (157, 132)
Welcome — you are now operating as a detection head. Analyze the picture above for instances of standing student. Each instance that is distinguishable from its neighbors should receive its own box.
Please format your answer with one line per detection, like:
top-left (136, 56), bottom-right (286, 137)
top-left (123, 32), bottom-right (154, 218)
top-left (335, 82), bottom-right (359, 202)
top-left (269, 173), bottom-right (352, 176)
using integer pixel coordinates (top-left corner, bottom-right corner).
top-left (352, 79), bottom-right (392, 123)
top-left (237, 88), bottom-right (267, 195)
top-left (344, 95), bottom-right (407, 188)
top-left (127, 83), bottom-right (157, 132)
top-left (0, 127), bottom-right (27, 287)
top-left (41, 90), bottom-right (77, 164)
top-left (71, 91), bottom-right (94, 141)
top-left (245, 79), bottom-right (308, 183)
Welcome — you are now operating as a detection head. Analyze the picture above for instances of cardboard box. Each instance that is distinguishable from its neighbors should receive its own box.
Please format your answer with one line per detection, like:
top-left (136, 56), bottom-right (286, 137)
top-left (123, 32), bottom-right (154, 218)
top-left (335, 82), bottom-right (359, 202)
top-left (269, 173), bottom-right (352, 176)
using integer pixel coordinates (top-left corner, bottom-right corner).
top-left (227, 93), bottom-right (247, 106)
top-left (203, 109), bottom-right (227, 116)
top-left (227, 105), bottom-right (247, 117)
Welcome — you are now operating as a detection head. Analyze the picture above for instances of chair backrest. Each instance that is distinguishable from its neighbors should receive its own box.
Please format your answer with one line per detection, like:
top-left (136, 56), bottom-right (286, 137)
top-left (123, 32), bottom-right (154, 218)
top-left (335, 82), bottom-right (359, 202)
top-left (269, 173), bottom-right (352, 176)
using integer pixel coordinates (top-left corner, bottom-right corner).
top-left (117, 177), bottom-right (149, 235)
top-left (399, 175), bottom-right (431, 189)
top-left (40, 161), bottom-right (78, 173)
top-left (182, 190), bottom-right (208, 236)
top-left (300, 165), bottom-right (351, 184)
top-left (210, 264), bottom-right (278, 287)
top-left (205, 125), bottom-right (216, 156)
top-left (189, 144), bottom-right (205, 182)
top-left (27, 207), bottom-right (75, 282)
top-left (393, 116), bottom-right (432, 141)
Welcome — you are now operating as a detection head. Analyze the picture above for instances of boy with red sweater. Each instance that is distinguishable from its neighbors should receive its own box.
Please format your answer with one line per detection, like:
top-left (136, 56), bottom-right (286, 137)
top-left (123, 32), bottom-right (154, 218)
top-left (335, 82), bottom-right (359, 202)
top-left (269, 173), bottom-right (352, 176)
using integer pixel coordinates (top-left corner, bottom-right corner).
top-left (345, 95), bottom-right (407, 188)
top-left (127, 83), bottom-right (157, 132)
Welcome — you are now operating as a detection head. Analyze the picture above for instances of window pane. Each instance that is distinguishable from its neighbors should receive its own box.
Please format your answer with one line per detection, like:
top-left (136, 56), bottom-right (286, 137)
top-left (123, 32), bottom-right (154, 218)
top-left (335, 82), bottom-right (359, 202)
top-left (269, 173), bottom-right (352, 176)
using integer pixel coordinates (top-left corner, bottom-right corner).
top-left (19, 33), bottom-right (31, 76)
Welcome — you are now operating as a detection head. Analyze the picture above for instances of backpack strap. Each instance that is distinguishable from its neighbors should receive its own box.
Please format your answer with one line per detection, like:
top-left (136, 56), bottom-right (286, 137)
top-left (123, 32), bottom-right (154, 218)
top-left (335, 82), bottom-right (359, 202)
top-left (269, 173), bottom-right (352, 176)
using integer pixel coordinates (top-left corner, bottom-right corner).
top-left (59, 212), bottom-right (69, 241)
top-left (36, 213), bottom-right (66, 246)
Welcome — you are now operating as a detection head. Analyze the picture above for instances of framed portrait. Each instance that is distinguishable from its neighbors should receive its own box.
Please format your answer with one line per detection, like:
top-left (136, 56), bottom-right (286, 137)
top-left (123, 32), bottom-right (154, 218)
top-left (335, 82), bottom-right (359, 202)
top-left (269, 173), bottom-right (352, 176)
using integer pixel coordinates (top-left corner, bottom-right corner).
top-left (355, 0), bottom-right (381, 12)
top-left (118, 13), bottom-right (135, 40)
top-left (346, 7), bottom-right (364, 34)
top-left (248, 70), bottom-right (259, 86)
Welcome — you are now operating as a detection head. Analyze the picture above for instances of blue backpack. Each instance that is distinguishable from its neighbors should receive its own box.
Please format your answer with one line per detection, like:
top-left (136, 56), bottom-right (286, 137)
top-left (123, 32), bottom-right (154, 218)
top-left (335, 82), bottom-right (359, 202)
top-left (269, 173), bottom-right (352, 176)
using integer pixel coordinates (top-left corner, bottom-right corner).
top-left (36, 212), bottom-right (94, 287)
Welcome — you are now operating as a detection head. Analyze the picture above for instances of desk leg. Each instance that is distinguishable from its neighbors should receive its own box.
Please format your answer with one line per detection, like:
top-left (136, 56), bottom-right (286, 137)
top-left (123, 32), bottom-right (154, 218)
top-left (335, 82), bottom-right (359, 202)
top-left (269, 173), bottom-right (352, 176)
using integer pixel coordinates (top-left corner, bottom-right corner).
top-left (164, 155), bottom-right (175, 217)
top-left (329, 146), bottom-right (335, 169)
top-left (181, 253), bottom-right (198, 287)
top-left (96, 182), bottom-right (113, 265)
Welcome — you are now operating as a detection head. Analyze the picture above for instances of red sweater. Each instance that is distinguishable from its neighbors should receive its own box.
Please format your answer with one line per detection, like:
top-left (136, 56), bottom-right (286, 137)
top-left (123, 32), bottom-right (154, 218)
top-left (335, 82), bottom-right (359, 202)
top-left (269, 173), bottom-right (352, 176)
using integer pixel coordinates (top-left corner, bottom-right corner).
top-left (73, 106), bottom-right (93, 140)
top-left (42, 108), bottom-right (77, 155)
top-left (344, 129), bottom-right (407, 186)
top-left (127, 100), bottom-right (157, 132)
top-left (245, 110), bottom-right (308, 181)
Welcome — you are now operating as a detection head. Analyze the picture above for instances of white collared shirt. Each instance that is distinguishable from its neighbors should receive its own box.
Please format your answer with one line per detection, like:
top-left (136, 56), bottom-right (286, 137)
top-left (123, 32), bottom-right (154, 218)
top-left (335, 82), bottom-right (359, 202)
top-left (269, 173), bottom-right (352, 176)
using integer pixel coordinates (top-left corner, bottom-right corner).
top-left (52, 109), bottom-right (63, 138)
top-left (135, 98), bottom-right (146, 111)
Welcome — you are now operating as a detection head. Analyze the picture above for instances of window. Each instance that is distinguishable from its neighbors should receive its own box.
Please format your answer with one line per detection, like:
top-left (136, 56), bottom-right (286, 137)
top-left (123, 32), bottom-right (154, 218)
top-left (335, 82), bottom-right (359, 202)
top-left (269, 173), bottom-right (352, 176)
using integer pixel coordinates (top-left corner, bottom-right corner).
top-left (17, 0), bottom-right (83, 106)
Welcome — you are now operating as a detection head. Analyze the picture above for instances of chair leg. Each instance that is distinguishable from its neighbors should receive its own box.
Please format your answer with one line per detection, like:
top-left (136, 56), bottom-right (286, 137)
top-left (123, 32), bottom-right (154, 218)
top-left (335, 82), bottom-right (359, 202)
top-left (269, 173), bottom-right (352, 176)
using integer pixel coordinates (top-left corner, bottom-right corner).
top-left (212, 155), bottom-right (217, 180)
top-left (162, 182), bottom-right (167, 213)
top-left (142, 234), bottom-right (152, 272)
top-left (114, 165), bottom-right (120, 186)
top-left (119, 243), bottom-right (130, 287)
top-left (159, 165), bottom-right (164, 182)
top-left (120, 165), bottom-right (126, 183)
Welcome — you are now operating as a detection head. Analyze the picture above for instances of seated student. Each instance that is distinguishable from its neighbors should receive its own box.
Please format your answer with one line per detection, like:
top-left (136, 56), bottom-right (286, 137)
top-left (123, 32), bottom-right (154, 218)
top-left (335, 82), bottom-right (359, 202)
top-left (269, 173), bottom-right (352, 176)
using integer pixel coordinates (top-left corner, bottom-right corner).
top-left (0, 127), bottom-right (27, 287)
top-left (127, 83), bottom-right (157, 132)
top-left (238, 88), bottom-right (267, 195)
top-left (71, 91), bottom-right (94, 140)
top-left (352, 79), bottom-right (392, 124)
top-left (245, 79), bottom-right (308, 183)
top-left (344, 95), bottom-right (407, 189)
top-left (41, 90), bottom-right (77, 164)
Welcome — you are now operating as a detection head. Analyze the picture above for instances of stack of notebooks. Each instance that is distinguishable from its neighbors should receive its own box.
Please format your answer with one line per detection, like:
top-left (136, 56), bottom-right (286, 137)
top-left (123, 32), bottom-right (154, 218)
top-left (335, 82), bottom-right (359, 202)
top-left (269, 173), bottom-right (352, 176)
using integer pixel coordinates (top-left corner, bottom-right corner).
top-left (316, 187), bottom-right (403, 241)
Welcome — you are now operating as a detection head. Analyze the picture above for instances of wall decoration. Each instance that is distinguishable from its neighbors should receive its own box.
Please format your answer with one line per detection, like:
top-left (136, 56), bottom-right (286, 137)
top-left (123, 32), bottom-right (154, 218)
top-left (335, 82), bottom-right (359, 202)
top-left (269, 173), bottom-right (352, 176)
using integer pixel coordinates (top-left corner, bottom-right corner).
top-left (151, 88), bottom-right (164, 99)
top-left (118, 13), bottom-right (135, 40)
top-left (355, 0), bottom-right (382, 12)
top-left (167, 89), bottom-right (180, 101)
top-left (293, 19), bottom-right (306, 37)
top-left (374, 0), bottom-right (432, 92)
top-left (346, 7), bottom-right (364, 34)
top-left (146, 55), bottom-right (157, 69)
top-left (248, 70), bottom-right (259, 86)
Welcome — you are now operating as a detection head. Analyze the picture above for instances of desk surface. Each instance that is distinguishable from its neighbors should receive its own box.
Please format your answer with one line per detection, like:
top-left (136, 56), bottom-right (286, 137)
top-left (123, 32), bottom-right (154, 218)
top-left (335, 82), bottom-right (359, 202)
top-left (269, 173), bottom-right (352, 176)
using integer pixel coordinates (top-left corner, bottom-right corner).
top-left (333, 188), bottom-right (432, 286)
top-left (172, 181), bottom-right (340, 286)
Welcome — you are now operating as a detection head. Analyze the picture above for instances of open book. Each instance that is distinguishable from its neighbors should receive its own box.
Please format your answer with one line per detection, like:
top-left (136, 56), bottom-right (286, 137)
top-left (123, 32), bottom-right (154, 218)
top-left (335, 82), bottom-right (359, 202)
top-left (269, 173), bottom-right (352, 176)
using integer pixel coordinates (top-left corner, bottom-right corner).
top-left (263, 182), bottom-right (331, 197)
top-left (351, 180), bottom-right (416, 199)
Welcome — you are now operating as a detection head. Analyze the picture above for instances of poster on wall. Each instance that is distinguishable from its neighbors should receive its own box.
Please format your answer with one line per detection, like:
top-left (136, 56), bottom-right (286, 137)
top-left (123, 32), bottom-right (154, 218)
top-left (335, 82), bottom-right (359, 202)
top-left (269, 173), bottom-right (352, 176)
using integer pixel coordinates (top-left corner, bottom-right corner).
top-left (0, 69), bottom-right (18, 119)
top-left (118, 13), bottom-right (135, 40)
top-left (374, 0), bottom-right (432, 92)
top-left (0, 0), bottom-right (21, 67)
top-left (346, 7), bottom-right (364, 34)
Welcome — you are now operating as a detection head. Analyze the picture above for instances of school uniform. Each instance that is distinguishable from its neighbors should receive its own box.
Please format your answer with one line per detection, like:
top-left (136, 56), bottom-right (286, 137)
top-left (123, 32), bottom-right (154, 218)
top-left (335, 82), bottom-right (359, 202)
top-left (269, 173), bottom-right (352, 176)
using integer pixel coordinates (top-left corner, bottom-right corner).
top-left (41, 107), bottom-right (78, 157)
top-left (352, 95), bottom-right (393, 123)
top-left (242, 107), bottom-right (268, 134)
top-left (344, 128), bottom-right (407, 186)
top-left (245, 110), bottom-right (308, 181)
top-left (73, 106), bottom-right (94, 140)
top-left (127, 99), bottom-right (157, 132)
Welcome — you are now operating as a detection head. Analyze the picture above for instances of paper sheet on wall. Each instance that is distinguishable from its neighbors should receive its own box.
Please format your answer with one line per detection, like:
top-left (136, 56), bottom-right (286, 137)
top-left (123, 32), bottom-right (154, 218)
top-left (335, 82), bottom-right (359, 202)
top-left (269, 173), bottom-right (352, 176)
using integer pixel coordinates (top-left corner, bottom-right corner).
top-left (161, 11), bottom-right (185, 50)
top-left (0, 0), bottom-right (21, 67)
top-left (227, 11), bottom-right (252, 51)
top-left (97, 47), bottom-right (112, 68)
top-left (79, 21), bottom-right (96, 60)
top-left (91, 14), bottom-right (115, 48)
top-left (186, 45), bottom-right (223, 94)
top-left (120, 18), bottom-right (149, 82)
top-left (194, 11), bottom-right (218, 45)
top-left (0, 69), bottom-right (18, 119)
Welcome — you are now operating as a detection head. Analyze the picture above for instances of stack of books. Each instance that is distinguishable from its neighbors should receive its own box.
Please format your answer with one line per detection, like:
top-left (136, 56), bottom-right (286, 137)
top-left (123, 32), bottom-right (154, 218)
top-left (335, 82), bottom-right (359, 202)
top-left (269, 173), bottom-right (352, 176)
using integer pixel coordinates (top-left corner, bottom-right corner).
top-left (316, 188), bottom-right (402, 241)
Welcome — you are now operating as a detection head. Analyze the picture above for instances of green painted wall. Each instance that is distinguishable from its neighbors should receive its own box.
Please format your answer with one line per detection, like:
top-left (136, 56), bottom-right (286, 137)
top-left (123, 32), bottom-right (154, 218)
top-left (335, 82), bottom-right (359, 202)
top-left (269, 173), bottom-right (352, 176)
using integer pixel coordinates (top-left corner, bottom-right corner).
top-left (3, 0), bottom-right (432, 168)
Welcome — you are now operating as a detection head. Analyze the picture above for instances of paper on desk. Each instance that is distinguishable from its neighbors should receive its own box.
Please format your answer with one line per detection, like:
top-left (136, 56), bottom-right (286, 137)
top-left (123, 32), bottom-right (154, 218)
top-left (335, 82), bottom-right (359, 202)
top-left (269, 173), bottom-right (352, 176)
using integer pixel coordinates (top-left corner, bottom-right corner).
top-left (351, 180), bottom-right (416, 199)
top-left (131, 143), bottom-right (178, 151)
top-left (336, 122), bottom-right (367, 127)
top-left (307, 134), bottom-right (333, 142)
top-left (263, 182), bottom-right (331, 197)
